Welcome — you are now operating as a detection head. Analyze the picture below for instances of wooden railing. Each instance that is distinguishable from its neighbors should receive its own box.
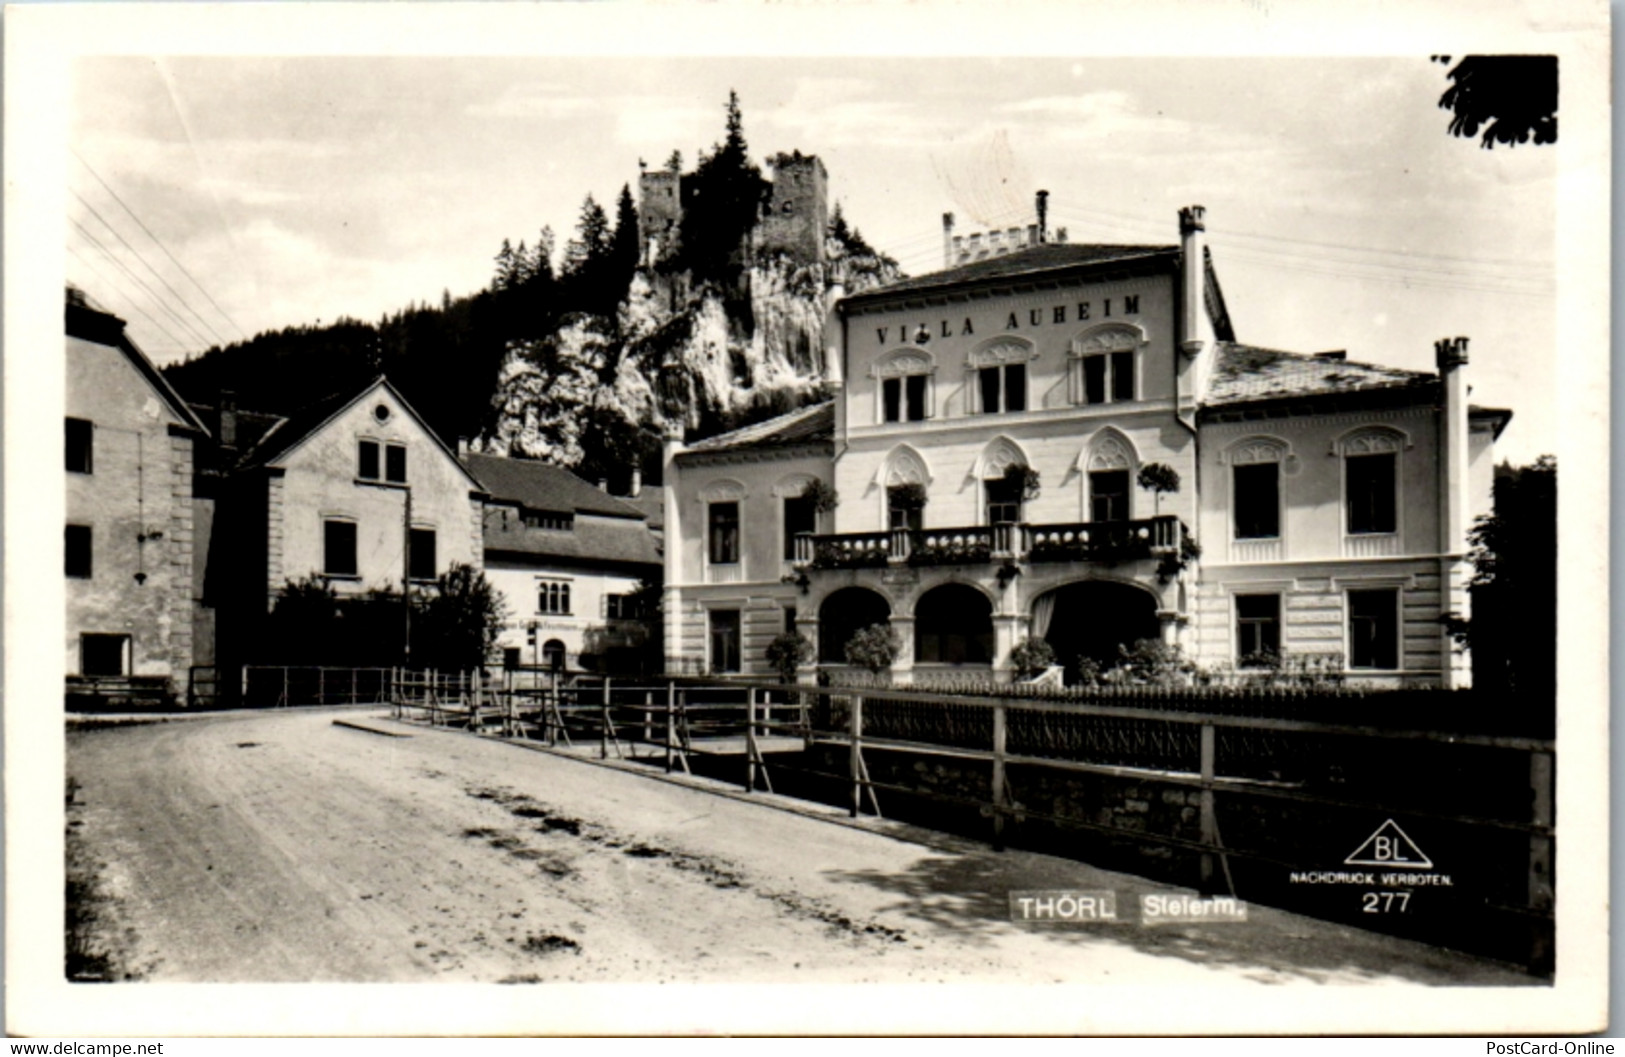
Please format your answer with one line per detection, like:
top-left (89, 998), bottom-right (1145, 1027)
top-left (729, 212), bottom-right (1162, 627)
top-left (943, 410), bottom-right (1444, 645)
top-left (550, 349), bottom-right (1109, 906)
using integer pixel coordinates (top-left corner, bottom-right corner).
top-left (386, 673), bottom-right (1556, 975)
top-left (799, 515), bottom-right (1183, 570)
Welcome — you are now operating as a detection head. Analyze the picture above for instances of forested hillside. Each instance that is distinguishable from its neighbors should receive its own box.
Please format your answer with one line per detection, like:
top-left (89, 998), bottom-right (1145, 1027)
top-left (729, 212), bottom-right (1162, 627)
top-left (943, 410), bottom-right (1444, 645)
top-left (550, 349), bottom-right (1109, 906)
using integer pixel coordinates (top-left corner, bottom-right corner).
top-left (162, 94), bottom-right (901, 488)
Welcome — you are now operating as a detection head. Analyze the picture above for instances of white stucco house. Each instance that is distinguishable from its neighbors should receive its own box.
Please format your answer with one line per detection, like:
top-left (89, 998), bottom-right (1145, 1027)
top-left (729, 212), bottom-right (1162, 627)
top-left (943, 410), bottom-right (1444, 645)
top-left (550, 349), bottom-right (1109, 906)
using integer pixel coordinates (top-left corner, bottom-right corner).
top-left (662, 206), bottom-right (1509, 687)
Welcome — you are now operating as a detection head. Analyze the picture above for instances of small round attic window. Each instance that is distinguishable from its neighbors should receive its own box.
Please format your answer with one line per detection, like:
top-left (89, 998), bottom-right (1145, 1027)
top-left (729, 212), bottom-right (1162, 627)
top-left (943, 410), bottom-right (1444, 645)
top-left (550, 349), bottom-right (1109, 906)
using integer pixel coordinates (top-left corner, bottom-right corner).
top-left (373, 404), bottom-right (391, 423)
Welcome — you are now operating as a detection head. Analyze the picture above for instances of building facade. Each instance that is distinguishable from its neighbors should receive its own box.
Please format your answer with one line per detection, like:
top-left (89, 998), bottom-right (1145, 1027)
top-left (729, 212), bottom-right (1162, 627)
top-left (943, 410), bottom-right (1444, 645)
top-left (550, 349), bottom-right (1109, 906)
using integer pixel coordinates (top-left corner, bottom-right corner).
top-left (663, 207), bottom-right (1507, 687)
top-left (65, 290), bottom-right (210, 693)
top-left (464, 452), bottom-right (661, 673)
top-left (209, 376), bottom-right (486, 669)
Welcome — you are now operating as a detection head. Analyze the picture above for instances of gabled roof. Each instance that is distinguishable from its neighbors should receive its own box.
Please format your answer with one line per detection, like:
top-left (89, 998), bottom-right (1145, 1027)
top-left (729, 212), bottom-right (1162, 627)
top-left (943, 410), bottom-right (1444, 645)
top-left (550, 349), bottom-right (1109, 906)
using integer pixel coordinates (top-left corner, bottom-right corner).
top-left (66, 296), bottom-right (209, 435)
top-left (1204, 342), bottom-right (1436, 407)
top-left (241, 376), bottom-right (482, 492)
top-left (681, 400), bottom-right (835, 456)
top-left (842, 243), bottom-right (1179, 306)
top-left (461, 452), bottom-right (646, 519)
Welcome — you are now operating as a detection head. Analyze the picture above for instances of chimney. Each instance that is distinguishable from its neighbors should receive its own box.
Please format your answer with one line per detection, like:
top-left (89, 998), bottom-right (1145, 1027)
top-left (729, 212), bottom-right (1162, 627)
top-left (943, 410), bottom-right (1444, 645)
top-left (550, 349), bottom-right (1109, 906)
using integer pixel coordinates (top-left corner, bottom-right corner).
top-left (1036, 190), bottom-right (1049, 243)
top-left (1435, 336), bottom-right (1470, 687)
top-left (598, 477), bottom-right (609, 493)
top-left (457, 436), bottom-right (469, 456)
top-left (630, 467), bottom-right (642, 498)
top-left (1178, 205), bottom-right (1207, 359)
top-left (942, 212), bottom-right (955, 269)
top-left (219, 390), bottom-right (238, 450)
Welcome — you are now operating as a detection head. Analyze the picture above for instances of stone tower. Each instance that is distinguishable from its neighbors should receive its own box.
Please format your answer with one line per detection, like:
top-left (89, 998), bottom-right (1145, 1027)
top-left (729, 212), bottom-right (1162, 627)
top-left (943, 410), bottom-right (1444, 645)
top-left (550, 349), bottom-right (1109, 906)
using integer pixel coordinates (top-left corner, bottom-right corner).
top-left (756, 152), bottom-right (828, 265)
top-left (637, 169), bottom-right (683, 267)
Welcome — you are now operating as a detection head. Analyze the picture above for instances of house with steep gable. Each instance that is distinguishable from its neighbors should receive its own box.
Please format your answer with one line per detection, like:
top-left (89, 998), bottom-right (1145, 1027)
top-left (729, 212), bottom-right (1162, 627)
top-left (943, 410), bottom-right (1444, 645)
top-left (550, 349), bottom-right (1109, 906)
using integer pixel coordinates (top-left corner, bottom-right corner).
top-left (65, 288), bottom-right (211, 702)
top-left (208, 376), bottom-right (486, 670)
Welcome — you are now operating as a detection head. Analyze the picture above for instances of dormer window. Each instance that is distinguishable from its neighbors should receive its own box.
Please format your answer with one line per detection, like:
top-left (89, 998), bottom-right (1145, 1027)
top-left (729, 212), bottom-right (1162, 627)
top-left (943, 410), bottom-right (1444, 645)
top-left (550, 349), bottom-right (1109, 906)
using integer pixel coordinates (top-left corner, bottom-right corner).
top-left (522, 509), bottom-right (574, 531)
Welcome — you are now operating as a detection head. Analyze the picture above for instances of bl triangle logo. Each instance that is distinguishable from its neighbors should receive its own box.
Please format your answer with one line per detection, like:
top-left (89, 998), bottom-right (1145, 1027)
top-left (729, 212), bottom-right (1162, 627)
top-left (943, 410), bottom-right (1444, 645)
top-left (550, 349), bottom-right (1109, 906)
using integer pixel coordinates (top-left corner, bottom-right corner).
top-left (1344, 819), bottom-right (1433, 869)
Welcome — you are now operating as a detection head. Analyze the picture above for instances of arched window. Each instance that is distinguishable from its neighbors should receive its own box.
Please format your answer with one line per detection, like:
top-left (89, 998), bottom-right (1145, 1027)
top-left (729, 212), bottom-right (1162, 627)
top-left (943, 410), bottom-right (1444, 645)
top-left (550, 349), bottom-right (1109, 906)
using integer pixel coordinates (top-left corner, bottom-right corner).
top-left (542, 639), bottom-right (566, 670)
top-left (872, 349), bottom-right (935, 424)
top-left (966, 338), bottom-right (1034, 415)
top-left (915, 584), bottom-right (993, 664)
top-left (773, 474), bottom-right (822, 561)
top-left (977, 436), bottom-right (1031, 525)
top-left (1084, 430), bottom-right (1137, 523)
top-left (879, 445), bottom-right (931, 531)
top-left (818, 588), bottom-right (892, 665)
top-left (1069, 323), bottom-right (1147, 405)
top-left (1336, 427), bottom-right (1407, 537)
top-left (1227, 437), bottom-right (1289, 542)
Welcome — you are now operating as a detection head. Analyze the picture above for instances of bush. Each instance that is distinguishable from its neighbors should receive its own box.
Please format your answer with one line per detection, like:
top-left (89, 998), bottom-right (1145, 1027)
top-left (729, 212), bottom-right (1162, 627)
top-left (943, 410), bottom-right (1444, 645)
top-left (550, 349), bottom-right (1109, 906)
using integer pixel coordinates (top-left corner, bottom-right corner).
top-left (1008, 637), bottom-right (1057, 679)
top-left (765, 632), bottom-right (814, 682)
top-left (412, 562), bottom-right (509, 671)
top-left (1102, 638), bottom-right (1201, 687)
top-left (844, 623), bottom-right (900, 674)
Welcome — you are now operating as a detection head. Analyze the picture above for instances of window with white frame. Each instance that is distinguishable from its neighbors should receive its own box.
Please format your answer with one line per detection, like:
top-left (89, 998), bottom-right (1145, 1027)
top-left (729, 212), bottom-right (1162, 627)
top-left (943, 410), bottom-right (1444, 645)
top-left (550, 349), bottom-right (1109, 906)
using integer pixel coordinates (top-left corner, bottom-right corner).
top-left (709, 501), bottom-right (740, 565)
top-left (323, 518), bottom-right (358, 577)
top-left (872, 350), bottom-right (934, 423)
top-left (1339, 428), bottom-right (1404, 536)
top-left (1235, 594), bottom-right (1281, 666)
top-left (1084, 432), bottom-right (1136, 523)
top-left (967, 339), bottom-right (1033, 415)
top-left (1069, 324), bottom-right (1143, 406)
top-left (1229, 439), bottom-right (1286, 541)
top-left (709, 609), bottom-right (742, 673)
top-left (1347, 588), bottom-right (1400, 670)
top-left (537, 579), bottom-right (572, 615)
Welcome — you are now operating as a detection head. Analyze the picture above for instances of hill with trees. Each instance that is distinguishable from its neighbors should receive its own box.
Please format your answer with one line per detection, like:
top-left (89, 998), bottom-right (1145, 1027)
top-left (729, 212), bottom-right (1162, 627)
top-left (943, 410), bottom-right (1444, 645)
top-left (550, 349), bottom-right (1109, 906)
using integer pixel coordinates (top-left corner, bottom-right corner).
top-left (161, 93), bottom-right (900, 489)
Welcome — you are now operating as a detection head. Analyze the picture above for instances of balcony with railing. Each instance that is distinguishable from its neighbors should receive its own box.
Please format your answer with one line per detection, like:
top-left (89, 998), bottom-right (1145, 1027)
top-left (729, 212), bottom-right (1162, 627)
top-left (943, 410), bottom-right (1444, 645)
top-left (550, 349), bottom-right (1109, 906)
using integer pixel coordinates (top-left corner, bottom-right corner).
top-left (795, 515), bottom-right (1184, 571)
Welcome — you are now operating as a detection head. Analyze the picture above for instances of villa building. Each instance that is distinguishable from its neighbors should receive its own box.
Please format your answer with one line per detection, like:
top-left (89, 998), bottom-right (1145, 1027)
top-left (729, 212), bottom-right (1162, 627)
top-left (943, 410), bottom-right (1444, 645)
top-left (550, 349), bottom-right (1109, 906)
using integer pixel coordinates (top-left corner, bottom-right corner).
top-left (662, 205), bottom-right (1508, 687)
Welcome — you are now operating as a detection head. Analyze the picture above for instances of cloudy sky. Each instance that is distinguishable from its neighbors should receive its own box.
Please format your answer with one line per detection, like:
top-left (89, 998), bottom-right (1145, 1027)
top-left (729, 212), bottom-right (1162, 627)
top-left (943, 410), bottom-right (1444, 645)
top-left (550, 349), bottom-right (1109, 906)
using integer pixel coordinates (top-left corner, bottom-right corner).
top-left (69, 55), bottom-right (1556, 461)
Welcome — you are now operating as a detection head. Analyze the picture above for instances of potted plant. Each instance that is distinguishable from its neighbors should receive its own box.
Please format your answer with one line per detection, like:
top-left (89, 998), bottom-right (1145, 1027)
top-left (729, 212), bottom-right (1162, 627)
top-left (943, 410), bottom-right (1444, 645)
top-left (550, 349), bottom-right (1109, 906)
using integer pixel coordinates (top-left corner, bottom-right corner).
top-left (1008, 637), bottom-right (1057, 680)
top-left (1001, 463), bottom-right (1042, 502)
top-left (800, 478), bottom-right (839, 514)
top-left (844, 623), bottom-right (901, 678)
top-left (887, 482), bottom-right (927, 513)
top-left (765, 631), bottom-right (814, 683)
top-left (1137, 462), bottom-right (1181, 515)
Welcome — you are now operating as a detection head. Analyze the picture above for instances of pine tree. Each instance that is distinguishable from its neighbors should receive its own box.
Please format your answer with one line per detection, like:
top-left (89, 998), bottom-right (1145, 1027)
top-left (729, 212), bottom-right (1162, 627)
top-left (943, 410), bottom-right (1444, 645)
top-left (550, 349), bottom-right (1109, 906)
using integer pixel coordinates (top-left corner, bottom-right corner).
top-left (611, 183), bottom-right (641, 280)
top-left (563, 194), bottom-right (611, 278)
top-left (675, 90), bottom-right (769, 287)
top-left (493, 238), bottom-right (517, 291)
top-left (665, 149), bottom-right (683, 173)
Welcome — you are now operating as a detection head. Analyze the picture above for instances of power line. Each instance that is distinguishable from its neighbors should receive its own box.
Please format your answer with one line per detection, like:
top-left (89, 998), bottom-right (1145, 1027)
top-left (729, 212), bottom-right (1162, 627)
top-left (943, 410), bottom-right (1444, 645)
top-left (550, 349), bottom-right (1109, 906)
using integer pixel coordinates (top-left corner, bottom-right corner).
top-left (1217, 246), bottom-right (1552, 300)
top-left (69, 218), bottom-right (214, 351)
top-left (71, 148), bottom-right (251, 343)
top-left (70, 189), bottom-right (230, 348)
top-left (1049, 203), bottom-right (1552, 277)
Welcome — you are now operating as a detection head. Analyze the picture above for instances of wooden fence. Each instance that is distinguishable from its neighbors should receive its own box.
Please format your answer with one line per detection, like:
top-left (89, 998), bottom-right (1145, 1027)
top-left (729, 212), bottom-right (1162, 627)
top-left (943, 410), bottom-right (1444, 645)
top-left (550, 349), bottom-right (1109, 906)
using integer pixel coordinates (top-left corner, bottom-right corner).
top-left (384, 672), bottom-right (1555, 974)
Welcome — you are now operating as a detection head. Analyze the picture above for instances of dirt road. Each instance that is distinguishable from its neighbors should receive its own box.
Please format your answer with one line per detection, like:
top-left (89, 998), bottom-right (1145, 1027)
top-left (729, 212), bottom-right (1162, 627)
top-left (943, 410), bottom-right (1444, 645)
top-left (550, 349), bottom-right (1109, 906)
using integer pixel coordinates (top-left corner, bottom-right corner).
top-left (66, 709), bottom-right (1533, 985)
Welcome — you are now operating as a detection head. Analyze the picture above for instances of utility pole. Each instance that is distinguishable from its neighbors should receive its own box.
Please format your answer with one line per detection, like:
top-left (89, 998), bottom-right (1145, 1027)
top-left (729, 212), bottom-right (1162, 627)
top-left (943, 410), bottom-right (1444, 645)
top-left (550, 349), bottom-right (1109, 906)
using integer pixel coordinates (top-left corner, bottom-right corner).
top-left (403, 485), bottom-right (413, 667)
